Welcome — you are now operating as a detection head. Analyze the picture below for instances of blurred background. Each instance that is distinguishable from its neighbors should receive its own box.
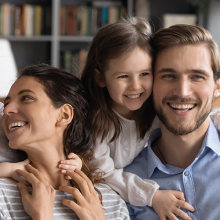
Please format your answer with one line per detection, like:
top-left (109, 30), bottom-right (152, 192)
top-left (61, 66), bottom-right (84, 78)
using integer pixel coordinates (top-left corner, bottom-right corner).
top-left (0, 0), bottom-right (220, 110)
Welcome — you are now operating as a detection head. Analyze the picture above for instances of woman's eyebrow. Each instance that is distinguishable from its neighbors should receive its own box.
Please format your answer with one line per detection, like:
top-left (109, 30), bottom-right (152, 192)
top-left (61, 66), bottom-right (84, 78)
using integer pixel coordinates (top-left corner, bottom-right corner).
top-left (4, 89), bottom-right (35, 103)
top-left (18, 89), bottom-right (35, 95)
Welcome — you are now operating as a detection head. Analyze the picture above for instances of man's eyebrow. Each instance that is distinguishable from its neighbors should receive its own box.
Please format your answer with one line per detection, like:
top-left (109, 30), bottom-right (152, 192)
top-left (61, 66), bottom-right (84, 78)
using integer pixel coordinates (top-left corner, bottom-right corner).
top-left (155, 68), bottom-right (176, 74)
top-left (4, 89), bottom-right (35, 103)
top-left (187, 69), bottom-right (210, 76)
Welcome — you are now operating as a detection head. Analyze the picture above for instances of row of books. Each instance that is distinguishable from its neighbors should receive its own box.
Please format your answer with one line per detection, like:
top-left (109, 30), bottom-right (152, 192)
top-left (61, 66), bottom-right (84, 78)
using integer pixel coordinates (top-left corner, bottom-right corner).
top-left (0, 3), bottom-right (51, 36)
top-left (60, 49), bottom-right (88, 76)
top-left (60, 5), bottom-right (126, 36)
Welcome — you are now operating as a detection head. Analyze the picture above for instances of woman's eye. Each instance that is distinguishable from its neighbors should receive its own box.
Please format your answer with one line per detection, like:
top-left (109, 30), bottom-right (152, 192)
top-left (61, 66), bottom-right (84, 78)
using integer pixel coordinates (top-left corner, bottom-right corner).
top-left (118, 75), bottom-right (128, 78)
top-left (140, 72), bottom-right (149, 76)
top-left (4, 102), bottom-right (9, 108)
top-left (22, 96), bottom-right (33, 101)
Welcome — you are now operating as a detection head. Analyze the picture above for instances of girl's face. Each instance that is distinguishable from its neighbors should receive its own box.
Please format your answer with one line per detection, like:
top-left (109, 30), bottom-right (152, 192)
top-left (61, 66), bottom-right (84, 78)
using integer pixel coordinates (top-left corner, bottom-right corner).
top-left (1, 76), bottom-right (61, 150)
top-left (103, 47), bottom-right (153, 119)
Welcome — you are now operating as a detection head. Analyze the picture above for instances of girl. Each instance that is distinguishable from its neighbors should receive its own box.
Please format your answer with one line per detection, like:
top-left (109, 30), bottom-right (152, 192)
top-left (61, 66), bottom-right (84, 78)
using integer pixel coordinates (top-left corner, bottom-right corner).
top-left (0, 64), bottom-right (129, 219)
top-left (59, 17), bottom-right (195, 220)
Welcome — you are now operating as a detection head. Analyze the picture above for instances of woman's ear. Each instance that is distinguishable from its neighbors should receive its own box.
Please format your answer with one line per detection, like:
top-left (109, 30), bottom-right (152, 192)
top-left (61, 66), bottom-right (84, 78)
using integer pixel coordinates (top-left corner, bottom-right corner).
top-left (214, 79), bottom-right (220, 97)
top-left (95, 69), bottom-right (105, 87)
top-left (56, 104), bottom-right (74, 127)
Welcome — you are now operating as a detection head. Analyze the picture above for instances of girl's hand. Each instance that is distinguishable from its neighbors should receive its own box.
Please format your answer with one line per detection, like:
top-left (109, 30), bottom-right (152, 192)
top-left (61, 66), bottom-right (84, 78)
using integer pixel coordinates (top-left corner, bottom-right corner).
top-left (11, 158), bottom-right (30, 185)
top-left (59, 169), bottom-right (106, 220)
top-left (58, 153), bottom-right (82, 180)
top-left (16, 164), bottom-right (56, 220)
top-left (152, 190), bottom-right (195, 220)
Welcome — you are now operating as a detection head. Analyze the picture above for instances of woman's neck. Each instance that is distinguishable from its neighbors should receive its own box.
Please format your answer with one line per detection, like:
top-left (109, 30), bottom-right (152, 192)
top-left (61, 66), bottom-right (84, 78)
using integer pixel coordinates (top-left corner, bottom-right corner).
top-left (24, 142), bottom-right (71, 190)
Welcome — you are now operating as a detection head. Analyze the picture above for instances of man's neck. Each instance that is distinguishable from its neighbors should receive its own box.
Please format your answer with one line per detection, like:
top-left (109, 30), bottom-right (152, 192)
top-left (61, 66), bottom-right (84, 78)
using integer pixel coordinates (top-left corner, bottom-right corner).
top-left (155, 117), bottom-right (210, 169)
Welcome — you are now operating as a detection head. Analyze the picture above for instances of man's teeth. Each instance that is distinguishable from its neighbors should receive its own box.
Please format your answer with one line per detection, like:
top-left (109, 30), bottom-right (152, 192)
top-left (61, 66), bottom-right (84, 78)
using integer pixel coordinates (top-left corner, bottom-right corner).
top-left (126, 94), bottom-right (141, 99)
top-left (8, 122), bottom-right (27, 131)
top-left (169, 103), bottom-right (195, 110)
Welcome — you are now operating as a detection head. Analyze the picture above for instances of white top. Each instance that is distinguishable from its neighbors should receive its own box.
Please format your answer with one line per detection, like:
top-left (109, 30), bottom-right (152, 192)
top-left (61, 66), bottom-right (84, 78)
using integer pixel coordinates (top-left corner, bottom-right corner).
top-left (90, 110), bottom-right (161, 207)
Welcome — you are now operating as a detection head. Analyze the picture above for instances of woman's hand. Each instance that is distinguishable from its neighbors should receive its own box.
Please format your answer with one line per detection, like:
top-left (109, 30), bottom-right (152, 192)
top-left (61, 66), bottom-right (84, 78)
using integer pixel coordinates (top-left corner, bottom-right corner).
top-left (59, 169), bottom-right (106, 220)
top-left (16, 164), bottom-right (56, 220)
top-left (152, 190), bottom-right (195, 220)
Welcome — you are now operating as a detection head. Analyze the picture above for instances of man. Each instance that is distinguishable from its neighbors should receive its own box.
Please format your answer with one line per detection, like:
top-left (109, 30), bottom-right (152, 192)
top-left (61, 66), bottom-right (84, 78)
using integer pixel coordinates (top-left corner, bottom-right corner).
top-left (124, 24), bottom-right (220, 220)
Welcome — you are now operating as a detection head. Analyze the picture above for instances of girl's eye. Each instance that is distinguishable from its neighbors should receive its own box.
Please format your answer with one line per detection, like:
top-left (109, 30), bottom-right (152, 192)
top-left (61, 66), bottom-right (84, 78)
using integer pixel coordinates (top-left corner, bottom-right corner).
top-left (140, 72), bottom-right (149, 76)
top-left (118, 75), bottom-right (128, 78)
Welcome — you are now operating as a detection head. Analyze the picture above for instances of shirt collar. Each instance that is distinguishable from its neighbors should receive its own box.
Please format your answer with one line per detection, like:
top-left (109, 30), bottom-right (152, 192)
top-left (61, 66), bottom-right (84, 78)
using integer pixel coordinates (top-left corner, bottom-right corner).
top-left (147, 118), bottom-right (220, 178)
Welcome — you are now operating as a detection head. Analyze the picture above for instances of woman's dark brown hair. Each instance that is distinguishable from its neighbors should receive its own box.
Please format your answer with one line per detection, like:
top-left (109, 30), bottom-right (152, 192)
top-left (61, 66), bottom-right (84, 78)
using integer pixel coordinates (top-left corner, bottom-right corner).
top-left (18, 64), bottom-right (104, 187)
top-left (80, 17), bottom-right (156, 144)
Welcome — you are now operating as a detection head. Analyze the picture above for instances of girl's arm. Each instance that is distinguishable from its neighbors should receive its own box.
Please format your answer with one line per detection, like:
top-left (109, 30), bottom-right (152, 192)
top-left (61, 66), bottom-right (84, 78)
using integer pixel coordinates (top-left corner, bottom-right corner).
top-left (0, 159), bottom-right (30, 182)
top-left (90, 139), bottom-right (195, 220)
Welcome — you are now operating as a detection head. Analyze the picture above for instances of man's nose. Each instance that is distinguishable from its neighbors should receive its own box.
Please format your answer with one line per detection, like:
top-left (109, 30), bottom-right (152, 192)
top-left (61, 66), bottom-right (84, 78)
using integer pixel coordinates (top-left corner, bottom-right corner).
top-left (172, 77), bottom-right (193, 97)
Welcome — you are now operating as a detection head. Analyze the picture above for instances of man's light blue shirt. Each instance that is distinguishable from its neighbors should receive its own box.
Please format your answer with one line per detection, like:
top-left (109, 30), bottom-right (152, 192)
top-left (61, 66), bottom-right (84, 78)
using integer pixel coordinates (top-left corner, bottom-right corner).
top-left (124, 119), bottom-right (220, 220)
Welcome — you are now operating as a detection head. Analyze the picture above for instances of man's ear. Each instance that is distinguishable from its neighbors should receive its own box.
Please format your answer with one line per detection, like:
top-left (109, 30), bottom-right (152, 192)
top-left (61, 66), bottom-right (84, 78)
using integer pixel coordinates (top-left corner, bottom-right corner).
top-left (214, 79), bottom-right (220, 97)
top-left (94, 69), bottom-right (106, 87)
top-left (56, 104), bottom-right (74, 127)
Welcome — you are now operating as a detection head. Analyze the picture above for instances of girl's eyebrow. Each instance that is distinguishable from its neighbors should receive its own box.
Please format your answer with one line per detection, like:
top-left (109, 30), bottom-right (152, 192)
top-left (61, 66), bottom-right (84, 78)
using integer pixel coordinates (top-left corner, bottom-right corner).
top-left (4, 89), bottom-right (35, 103)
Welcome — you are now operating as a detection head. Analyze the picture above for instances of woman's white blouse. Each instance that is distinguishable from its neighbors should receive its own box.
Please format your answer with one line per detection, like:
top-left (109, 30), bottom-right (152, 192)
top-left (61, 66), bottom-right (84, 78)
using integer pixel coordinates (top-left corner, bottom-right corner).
top-left (90, 111), bottom-right (161, 207)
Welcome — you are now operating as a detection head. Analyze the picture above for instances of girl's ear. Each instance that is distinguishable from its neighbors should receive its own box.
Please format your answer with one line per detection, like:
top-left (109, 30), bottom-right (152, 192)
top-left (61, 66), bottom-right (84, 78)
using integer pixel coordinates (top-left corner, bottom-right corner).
top-left (214, 79), bottom-right (220, 97)
top-left (56, 104), bottom-right (74, 127)
top-left (95, 69), bottom-right (106, 87)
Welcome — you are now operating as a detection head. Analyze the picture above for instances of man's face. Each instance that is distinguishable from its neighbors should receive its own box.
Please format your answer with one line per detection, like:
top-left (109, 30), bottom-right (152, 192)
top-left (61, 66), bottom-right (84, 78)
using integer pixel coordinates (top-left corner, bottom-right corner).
top-left (153, 44), bottom-right (219, 135)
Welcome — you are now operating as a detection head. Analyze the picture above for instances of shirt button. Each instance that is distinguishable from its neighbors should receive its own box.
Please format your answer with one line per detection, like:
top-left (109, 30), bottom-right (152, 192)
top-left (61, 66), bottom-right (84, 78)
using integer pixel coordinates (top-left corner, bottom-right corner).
top-left (132, 142), bottom-right (136, 146)
top-left (184, 171), bottom-right (189, 176)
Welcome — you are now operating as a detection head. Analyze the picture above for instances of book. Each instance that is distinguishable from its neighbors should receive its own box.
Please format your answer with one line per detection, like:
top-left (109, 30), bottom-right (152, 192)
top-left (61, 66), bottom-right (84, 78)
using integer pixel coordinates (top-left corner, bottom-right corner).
top-left (25, 5), bottom-right (34, 36)
top-left (102, 7), bottom-right (108, 26)
top-left (72, 6), bottom-right (78, 35)
top-left (14, 6), bottom-right (21, 36)
top-left (108, 7), bottom-right (118, 24)
top-left (80, 6), bottom-right (88, 36)
top-left (91, 7), bottom-right (98, 35)
top-left (20, 4), bottom-right (27, 35)
top-left (34, 5), bottom-right (42, 36)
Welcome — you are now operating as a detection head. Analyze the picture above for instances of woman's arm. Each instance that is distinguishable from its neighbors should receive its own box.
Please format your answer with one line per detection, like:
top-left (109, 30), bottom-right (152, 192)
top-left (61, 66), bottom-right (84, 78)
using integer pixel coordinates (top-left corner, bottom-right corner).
top-left (16, 164), bottom-right (56, 220)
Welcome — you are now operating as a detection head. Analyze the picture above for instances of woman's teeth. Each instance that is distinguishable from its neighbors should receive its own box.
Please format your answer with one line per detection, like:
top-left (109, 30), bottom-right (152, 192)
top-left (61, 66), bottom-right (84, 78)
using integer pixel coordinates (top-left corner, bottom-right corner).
top-left (126, 94), bottom-right (141, 99)
top-left (8, 122), bottom-right (27, 131)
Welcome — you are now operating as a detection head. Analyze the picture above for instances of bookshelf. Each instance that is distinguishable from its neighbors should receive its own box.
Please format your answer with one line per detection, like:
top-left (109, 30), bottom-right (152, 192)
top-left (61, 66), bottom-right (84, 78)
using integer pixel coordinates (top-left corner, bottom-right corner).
top-left (0, 0), bottom-right (132, 70)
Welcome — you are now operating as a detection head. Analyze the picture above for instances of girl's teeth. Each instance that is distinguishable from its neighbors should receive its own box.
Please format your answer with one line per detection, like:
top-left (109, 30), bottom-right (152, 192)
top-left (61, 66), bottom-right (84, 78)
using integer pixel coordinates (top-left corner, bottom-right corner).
top-left (127, 94), bottom-right (140, 99)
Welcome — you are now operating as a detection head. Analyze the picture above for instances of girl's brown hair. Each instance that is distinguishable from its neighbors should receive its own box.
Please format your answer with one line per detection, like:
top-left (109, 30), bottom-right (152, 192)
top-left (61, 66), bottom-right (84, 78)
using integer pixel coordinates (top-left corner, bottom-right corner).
top-left (80, 17), bottom-right (156, 143)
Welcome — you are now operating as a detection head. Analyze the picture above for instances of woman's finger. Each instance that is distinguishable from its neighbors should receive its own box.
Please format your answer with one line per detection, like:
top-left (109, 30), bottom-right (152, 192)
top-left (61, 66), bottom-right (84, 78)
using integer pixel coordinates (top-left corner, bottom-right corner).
top-left (59, 164), bottom-right (76, 170)
top-left (65, 170), bottom-right (90, 197)
top-left (74, 169), bottom-right (95, 194)
top-left (17, 182), bottom-right (30, 202)
top-left (62, 199), bottom-right (80, 212)
top-left (25, 164), bottom-right (48, 184)
top-left (59, 185), bottom-right (84, 204)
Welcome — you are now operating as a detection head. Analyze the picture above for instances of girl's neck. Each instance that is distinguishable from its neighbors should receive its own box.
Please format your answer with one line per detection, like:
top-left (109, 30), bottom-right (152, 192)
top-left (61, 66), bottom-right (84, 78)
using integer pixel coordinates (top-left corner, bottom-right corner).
top-left (24, 142), bottom-right (71, 190)
top-left (113, 107), bottom-right (135, 120)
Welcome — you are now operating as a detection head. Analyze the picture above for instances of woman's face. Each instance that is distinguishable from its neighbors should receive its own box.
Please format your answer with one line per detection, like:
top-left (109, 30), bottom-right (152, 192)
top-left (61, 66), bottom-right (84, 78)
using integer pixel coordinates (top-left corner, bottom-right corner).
top-left (1, 76), bottom-right (61, 150)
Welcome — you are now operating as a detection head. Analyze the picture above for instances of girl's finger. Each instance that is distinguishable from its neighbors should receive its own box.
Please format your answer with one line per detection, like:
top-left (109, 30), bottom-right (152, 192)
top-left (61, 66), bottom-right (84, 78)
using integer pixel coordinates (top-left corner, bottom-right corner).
top-left (171, 190), bottom-right (185, 201)
top-left (173, 208), bottom-right (193, 220)
top-left (62, 199), bottom-right (80, 212)
top-left (68, 153), bottom-right (78, 159)
top-left (176, 200), bottom-right (195, 212)
top-left (59, 164), bottom-right (76, 170)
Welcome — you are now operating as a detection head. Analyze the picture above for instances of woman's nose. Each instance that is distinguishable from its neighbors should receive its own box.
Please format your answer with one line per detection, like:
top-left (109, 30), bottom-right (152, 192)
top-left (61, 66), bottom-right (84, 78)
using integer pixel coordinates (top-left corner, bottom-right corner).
top-left (3, 101), bottom-right (19, 115)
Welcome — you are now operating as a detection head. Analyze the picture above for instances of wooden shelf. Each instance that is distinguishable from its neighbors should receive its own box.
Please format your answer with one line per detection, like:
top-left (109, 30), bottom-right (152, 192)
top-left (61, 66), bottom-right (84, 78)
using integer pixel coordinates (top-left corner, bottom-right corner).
top-left (0, 36), bottom-right (52, 42)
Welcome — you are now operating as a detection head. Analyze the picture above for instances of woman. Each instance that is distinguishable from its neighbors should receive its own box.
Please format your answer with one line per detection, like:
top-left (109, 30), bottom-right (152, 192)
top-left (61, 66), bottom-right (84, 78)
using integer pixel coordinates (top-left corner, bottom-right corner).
top-left (0, 64), bottom-right (129, 220)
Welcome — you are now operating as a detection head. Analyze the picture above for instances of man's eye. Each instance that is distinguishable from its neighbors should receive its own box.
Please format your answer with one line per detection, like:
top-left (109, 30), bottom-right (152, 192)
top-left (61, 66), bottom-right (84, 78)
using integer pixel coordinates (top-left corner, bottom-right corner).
top-left (163, 74), bottom-right (174, 78)
top-left (140, 72), bottom-right (149, 76)
top-left (118, 75), bottom-right (128, 78)
top-left (193, 75), bottom-right (204, 80)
